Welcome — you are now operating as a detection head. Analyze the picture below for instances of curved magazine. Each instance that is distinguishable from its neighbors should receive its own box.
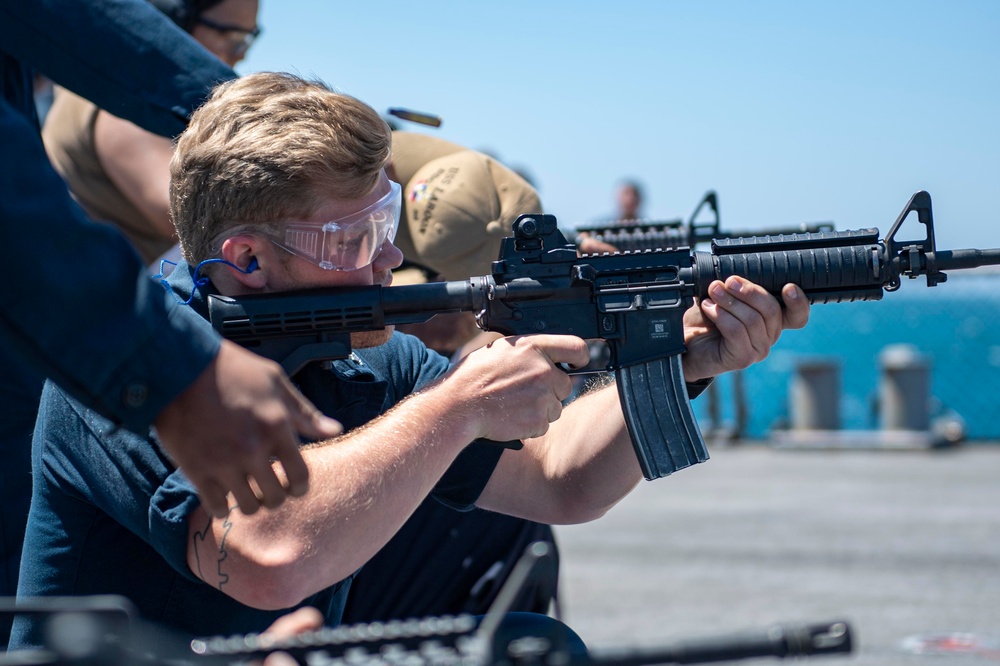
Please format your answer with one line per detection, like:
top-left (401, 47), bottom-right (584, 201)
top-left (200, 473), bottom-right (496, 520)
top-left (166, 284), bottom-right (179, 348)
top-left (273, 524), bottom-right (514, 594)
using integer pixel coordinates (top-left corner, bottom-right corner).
top-left (616, 356), bottom-right (709, 480)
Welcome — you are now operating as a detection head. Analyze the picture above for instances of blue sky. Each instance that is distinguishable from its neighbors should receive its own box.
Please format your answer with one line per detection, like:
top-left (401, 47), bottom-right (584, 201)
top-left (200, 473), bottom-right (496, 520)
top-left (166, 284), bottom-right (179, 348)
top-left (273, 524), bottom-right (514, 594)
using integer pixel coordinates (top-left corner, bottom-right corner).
top-left (243, 1), bottom-right (1000, 252)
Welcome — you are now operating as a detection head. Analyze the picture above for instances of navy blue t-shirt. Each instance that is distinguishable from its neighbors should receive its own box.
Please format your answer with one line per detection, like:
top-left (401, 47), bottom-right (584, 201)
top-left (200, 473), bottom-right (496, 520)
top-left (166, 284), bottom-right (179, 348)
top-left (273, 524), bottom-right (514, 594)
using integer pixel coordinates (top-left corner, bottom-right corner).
top-left (10, 264), bottom-right (504, 647)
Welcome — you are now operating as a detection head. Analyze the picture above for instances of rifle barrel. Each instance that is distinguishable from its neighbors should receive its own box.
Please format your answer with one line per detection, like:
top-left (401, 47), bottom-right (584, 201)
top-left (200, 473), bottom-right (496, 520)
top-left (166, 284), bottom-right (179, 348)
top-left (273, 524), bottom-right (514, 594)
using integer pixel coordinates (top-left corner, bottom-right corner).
top-left (587, 620), bottom-right (852, 666)
top-left (930, 248), bottom-right (1000, 271)
top-left (381, 280), bottom-right (483, 326)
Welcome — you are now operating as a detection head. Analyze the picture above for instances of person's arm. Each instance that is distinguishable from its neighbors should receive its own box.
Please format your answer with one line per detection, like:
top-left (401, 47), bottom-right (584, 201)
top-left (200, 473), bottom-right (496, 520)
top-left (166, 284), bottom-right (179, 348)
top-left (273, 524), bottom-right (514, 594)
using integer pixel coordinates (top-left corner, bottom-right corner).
top-left (0, 104), bottom-right (341, 516)
top-left (184, 334), bottom-right (588, 610)
top-left (0, 0), bottom-right (344, 517)
top-left (574, 231), bottom-right (619, 255)
top-left (0, 0), bottom-right (227, 444)
top-left (477, 278), bottom-right (811, 524)
top-left (93, 110), bottom-right (177, 242)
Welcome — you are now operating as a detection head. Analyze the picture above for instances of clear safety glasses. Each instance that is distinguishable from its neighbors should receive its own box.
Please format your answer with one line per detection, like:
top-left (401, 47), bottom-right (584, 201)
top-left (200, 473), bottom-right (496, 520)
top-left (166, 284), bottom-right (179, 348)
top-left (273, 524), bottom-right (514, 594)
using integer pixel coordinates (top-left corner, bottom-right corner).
top-left (211, 180), bottom-right (402, 271)
top-left (276, 181), bottom-right (402, 270)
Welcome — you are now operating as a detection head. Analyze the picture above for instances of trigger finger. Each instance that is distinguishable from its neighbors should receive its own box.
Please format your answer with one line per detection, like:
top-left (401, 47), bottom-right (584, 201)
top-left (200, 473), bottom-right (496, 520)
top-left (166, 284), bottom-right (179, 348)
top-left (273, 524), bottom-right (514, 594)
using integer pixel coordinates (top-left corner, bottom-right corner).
top-left (553, 370), bottom-right (574, 403)
top-left (533, 335), bottom-right (590, 370)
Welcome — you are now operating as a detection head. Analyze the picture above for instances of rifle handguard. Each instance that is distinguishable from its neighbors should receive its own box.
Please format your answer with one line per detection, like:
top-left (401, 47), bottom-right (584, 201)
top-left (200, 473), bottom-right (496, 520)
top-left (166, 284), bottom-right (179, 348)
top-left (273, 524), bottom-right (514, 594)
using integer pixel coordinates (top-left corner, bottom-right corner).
top-left (616, 356), bottom-right (709, 479)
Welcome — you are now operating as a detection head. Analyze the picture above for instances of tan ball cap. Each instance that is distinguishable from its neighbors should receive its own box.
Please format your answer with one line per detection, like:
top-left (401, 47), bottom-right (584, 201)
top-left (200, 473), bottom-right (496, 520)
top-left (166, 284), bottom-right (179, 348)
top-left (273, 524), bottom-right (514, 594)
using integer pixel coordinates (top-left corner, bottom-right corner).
top-left (389, 131), bottom-right (542, 280)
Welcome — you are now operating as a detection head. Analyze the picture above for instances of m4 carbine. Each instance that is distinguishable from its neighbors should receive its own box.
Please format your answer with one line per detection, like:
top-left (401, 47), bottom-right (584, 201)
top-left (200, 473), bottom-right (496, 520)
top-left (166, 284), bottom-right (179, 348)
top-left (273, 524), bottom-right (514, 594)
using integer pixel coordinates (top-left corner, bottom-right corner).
top-left (209, 191), bottom-right (1000, 481)
top-left (574, 189), bottom-right (836, 251)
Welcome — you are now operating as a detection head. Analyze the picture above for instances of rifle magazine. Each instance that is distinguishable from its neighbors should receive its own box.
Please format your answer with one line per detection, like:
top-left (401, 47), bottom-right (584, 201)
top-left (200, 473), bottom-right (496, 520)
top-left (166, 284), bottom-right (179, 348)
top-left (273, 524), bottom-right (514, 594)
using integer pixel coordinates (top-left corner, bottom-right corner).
top-left (616, 356), bottom-right (709, 480)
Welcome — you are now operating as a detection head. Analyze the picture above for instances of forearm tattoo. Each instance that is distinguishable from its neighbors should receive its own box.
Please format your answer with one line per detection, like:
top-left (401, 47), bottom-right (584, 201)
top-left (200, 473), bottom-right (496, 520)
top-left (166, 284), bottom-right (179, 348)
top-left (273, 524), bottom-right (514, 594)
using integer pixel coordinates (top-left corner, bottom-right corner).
top-left (192, 508), bottom-right (235, 591)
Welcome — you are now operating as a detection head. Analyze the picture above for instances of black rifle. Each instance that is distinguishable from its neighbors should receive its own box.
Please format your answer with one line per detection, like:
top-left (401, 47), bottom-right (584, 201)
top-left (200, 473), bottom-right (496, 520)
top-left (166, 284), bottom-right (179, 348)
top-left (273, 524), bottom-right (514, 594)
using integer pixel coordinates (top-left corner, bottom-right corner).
top-left (189, 543), bottom-right (852, 665)
top-left (0, 602), bottom-right (852, 665)
top-left (1, 543), bottom-right (853, 665)
top-left (208, 190), bottom-right (1000, 481)
top-left (574, 190), bottom-right (835, 251)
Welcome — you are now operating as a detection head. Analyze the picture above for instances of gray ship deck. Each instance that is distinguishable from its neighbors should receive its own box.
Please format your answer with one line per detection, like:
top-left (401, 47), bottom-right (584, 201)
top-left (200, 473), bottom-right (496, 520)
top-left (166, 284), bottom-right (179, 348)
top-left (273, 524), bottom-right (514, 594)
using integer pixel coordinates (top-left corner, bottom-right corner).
top-left (556, 442), bottom-right (1000, 665)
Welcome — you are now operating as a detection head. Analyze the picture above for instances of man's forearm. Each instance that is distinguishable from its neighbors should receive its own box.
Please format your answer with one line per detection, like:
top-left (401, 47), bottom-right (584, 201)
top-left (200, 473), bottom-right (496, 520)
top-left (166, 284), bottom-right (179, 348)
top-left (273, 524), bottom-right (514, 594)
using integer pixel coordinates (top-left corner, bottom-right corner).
top-left (185, 382), bottom-right (479, 610)
top-left (480, 384), bottom-right (640, 525)
top-left (185, 332), bottom-right (585, 607)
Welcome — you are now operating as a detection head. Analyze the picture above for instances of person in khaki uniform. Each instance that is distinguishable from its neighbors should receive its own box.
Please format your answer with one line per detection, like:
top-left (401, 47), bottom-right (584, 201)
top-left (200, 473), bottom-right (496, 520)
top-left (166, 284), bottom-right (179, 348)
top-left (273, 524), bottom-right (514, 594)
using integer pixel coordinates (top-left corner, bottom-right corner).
top-left (42, 0), bottom-right (261, 264)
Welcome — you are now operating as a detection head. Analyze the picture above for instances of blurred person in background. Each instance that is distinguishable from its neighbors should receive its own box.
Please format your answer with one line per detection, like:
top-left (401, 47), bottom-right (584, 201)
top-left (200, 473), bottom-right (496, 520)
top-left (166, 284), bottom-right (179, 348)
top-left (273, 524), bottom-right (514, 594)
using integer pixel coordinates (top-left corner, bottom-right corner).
top-left (612, 178), bottom-right (645, 223)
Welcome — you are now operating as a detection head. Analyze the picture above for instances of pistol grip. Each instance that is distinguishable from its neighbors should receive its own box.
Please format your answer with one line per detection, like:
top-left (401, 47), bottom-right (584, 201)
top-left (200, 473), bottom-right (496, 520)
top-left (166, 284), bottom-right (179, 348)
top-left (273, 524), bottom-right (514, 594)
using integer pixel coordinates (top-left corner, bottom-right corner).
top-left (616, 356), bottom-right (709, 480)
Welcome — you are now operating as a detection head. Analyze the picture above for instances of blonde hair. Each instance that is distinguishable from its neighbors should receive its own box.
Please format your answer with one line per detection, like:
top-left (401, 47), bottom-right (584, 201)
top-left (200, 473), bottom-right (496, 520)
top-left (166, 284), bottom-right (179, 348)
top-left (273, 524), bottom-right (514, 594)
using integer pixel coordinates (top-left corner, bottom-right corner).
top-left (170, 72), bottom-right (391, 263)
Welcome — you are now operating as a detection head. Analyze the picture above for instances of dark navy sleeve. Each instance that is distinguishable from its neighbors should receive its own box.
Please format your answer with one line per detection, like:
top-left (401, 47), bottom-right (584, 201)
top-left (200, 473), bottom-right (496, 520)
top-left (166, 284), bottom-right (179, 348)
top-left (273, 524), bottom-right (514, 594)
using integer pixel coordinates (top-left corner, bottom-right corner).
top-left (14, 382), bottom-right (330, 646)
top-left (430, 441), bottom-right (505, 512)
top-left (25, 384), bottom-right (189, 571)
top-left (0, 0), bottom-right (235, 433)
top-left (148, 469), bottom-right (205, 582)
top-left (0, 103), bottom-right (220, 433)
top-left (0, 0), bottom-right (235, 137)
